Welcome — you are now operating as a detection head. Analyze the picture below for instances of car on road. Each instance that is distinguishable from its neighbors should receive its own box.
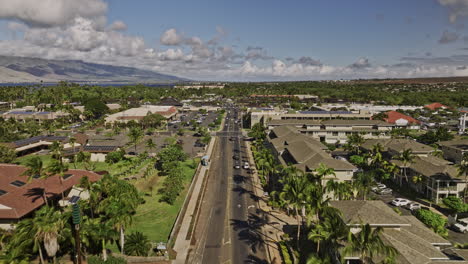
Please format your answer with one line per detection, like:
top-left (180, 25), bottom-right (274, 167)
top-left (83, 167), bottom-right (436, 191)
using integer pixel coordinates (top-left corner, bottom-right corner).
top-left (406, 202), bottom-right (422, 211)
top-left (376, 188), bottom-right (393, 195)
top-left (243, 162), bottom-right (250, 169)
top-left (452, 219), bottom-right (468, 233)
top-left (391, 198), bottom-right (411, 207)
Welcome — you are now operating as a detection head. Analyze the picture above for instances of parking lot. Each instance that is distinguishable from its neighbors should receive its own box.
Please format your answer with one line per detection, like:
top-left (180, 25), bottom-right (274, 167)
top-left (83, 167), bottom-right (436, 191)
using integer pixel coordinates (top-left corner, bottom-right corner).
top-left (168, 111), bottom-right (219, 132)
top-left (370, 187), bottom-right (468, 244)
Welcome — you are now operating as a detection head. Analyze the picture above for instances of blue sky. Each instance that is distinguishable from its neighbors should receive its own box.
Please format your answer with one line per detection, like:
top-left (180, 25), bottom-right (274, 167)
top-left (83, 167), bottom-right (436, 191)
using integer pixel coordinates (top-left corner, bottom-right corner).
top-left (1, 0), bottom-right (468, 80)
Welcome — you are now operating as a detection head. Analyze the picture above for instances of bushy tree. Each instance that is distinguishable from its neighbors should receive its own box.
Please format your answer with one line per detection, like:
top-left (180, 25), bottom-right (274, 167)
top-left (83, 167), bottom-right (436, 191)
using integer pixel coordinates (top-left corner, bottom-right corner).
top-left (0, 145), bottom-right (16, 163)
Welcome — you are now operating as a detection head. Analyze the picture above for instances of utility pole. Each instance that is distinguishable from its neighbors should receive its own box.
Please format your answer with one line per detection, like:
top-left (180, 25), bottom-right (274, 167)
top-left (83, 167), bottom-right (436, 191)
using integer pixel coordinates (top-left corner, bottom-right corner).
top-left (72, 203), bottom-right (82, 264)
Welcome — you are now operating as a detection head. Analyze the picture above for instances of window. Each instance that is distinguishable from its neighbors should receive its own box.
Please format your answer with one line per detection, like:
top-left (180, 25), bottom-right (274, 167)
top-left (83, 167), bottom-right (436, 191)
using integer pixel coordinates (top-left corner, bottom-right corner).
top-left (0, 190), bottom-right (7, 196)
top-left (332, 132), bottom-right (338, 136)
top-left (63, 174), bottom-right (73, 180)
top-left (10, 180), bottom-right (26, 187)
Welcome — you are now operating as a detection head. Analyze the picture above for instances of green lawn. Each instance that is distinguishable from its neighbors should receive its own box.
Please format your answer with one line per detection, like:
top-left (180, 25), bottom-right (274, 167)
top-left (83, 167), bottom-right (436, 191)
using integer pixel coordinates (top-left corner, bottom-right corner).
top-left (127, 158), bottom-right (199, 243)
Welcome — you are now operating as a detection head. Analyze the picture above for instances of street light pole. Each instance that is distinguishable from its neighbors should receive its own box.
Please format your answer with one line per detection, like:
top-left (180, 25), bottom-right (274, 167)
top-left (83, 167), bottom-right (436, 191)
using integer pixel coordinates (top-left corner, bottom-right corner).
top-left (72, 203), bottom-right (82, 264)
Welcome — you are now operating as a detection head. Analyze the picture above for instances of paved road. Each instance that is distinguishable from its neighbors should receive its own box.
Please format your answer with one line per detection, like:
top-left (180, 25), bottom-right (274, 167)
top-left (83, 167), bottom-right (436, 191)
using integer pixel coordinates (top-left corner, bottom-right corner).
top-left (190, 107), bottom-right (267, 264)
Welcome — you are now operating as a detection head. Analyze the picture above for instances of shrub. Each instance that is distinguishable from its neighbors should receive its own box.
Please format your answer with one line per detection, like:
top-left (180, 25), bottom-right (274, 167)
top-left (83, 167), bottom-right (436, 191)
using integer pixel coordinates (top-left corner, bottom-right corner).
top-left (414, 209), bottom-right (448, 237)
top-left (105, 150), bottom-right (125, 164)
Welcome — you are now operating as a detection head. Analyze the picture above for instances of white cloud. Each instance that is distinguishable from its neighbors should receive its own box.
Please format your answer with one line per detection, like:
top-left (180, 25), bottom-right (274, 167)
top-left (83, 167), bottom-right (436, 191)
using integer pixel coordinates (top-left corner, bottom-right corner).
top-left (0, 0), bottom-right (107, 27)
top-left (157, 48), bottom-right (184, 61)
top-left (438, 0), bottom-right (468, 23)
top-left (109, 20), bottom-right (127, 31)
top-left (160, 28), bottom-right (183, 46)
top-left (349, 57), bottom-right (371, 68)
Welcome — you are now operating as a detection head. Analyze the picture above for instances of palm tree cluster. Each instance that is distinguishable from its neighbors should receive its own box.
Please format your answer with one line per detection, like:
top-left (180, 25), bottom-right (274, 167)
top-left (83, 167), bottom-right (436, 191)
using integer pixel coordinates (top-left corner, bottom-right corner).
top-left (0, 173), bottom-right (145, 262)
top-left (274, 163), bottom-right (397, 263)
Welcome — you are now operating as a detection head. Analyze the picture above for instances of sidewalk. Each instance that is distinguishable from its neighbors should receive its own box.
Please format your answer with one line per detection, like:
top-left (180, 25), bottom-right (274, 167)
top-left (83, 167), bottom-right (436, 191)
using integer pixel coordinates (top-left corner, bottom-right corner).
top-left (172, 136), bottom-right (217, 264)
top-left (244, 140), bottom-right (284, 264)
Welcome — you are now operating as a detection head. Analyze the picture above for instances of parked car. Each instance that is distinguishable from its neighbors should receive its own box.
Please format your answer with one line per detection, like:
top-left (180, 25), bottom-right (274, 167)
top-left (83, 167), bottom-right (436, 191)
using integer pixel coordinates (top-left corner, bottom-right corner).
top-left (234, 162), bottom-right (241, 169)
top-left (452, 219), bottom-right (468, 233)
top-left (406, 203), bottom-right (422, 211)
top-left (377, 188), bottom-right (393, 195)
top-left (233, 155), bottom-right (239, 160)
top-left (243, 162), bottom-right (250, 169)
top-left (391, 198), bottom-right (411, 207)
top-left (371, 183), bottom-right (387, 193)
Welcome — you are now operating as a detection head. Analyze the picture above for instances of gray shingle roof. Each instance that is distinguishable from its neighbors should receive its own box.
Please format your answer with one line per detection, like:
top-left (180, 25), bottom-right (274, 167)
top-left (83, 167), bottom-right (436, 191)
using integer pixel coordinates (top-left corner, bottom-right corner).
top-left (362, 138), bottom-right (434, 154)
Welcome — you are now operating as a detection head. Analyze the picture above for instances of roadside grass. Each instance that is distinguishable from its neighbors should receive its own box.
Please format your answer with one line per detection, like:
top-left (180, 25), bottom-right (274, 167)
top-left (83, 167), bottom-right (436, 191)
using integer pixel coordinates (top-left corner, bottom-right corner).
top-left (126, 158), bottom-right (199, 243)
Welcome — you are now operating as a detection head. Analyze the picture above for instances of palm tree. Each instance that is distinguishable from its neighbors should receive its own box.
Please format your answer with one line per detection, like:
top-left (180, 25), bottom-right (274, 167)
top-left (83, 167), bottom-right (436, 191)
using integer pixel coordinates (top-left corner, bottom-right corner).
top-left (346, 133), bottom-right (365, 154)
top-left (396, 149), bottom-right (415, 185)
top-left (69, 137), bottom-right (77, 168)
top-left (456, 153), bottom-right (468, 200)
top-left (342, 224), bottom-right (397, 264)
top-left (22, 157), bottom-right (49, 206)
top-left (370, 143), bottom-right (384, 168)
top-left (431, 145), bottom-right (444, 159)
top-left (46, 159), bottom-right (69, 200)
top-left (145, 138), bottom-right (156, 153)
top-left (326, 180), bottom-right (353, 200)
top-left (49, 141), bottom-right (64, 165)
top-left (308, 209), bottom-right (349, 257)
top-left (128, 127), bottom-right (144, 153)
top-left (353, 171), bottom-right (374, 200)
top-left (279, 173), bottom-right (310, 248)
top-left (125, 231), bottom-right (151, 256)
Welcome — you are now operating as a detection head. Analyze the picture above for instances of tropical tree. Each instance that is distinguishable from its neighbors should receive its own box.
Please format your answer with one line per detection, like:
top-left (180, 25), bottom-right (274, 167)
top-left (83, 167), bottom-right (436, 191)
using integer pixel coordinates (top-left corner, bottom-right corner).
top-left (279, 172), bottom-right (310, 248)
top-left (46, 159), bottom-right (69, 200)
top-left (345, 133), bottom-right (365, 154)
top-left (22, 157), bottom-right (50, 206)
top-left (146, 138), bottom-right (156, 151)
top-left (353, 171), bottom-right (375, 200)
top-left (128, 127), bottom-right (144, 153)
top-left (0, 145), bottom-right (16, 163)
top-left (125, 231), bottom-right (151, 256)
top-left (395, 149), bottom-right (416, 184)
top-left (342, 224), bottom-right (397, 264)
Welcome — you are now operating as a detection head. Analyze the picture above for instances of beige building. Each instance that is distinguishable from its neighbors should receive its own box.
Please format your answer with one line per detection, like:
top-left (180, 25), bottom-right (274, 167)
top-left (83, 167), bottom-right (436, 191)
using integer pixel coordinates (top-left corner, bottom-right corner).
top-left (439, 139), bottom-right (468, 164)
top-left (268, 126), bottom-right (357, 182)
top-left (268, 119), bottom-right (394, 144)
top-left (331, 200), bottom-right (453, 264)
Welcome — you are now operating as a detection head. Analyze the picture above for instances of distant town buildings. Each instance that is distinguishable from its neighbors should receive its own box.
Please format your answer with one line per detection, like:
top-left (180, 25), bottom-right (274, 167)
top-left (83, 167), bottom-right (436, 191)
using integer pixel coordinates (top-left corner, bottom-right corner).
top-left (105, 105), bottom-right (177, 124)
top-left (2, 108), bottom-right (69, 121)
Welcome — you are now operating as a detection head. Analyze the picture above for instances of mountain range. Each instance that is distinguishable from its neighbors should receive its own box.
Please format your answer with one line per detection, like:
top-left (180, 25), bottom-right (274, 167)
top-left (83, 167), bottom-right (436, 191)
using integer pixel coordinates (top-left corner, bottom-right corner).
top-left (0, 56), bottom-right (186, 83)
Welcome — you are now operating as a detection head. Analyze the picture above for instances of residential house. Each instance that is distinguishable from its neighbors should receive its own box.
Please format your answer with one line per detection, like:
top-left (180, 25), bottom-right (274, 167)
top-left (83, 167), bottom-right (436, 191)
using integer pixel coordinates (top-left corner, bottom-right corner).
top-left (383, 110), bottom-right (421, 129)
top-left (439, 139), bottom-right (468, 164)
top-left (425, 102), bottom-right (449, 111)
top-left (0, 164), bottom-right (101, 230)
top-left (331, 200), bottom-right (455, 264)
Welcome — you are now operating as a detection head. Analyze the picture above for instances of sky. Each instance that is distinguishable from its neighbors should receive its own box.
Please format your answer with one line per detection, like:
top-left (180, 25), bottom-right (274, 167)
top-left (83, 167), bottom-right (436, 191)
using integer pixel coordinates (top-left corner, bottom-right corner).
top-left (1, 0), bottom-right (468, 81)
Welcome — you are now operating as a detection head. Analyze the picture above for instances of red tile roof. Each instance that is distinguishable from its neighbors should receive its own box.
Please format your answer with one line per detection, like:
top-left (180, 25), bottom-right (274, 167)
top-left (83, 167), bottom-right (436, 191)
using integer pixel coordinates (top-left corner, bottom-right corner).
top-left (0, 164), bottom-right (101, 219)
top-left (383, 111), bottom-right (421, 125)
top-left (424, 102), bottom-right (448, 110)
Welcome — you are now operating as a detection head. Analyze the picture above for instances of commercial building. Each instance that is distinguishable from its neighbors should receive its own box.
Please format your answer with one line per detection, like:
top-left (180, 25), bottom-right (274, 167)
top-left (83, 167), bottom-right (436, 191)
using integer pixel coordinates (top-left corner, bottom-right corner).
top-left (268, 126), bottom-right (357, 183)
top-left (268, 119), bottom-right (394, 144)
top-left (105, 105), bottom-right (177, 124)
top-left (2, 109), bottom-right (69, 121)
